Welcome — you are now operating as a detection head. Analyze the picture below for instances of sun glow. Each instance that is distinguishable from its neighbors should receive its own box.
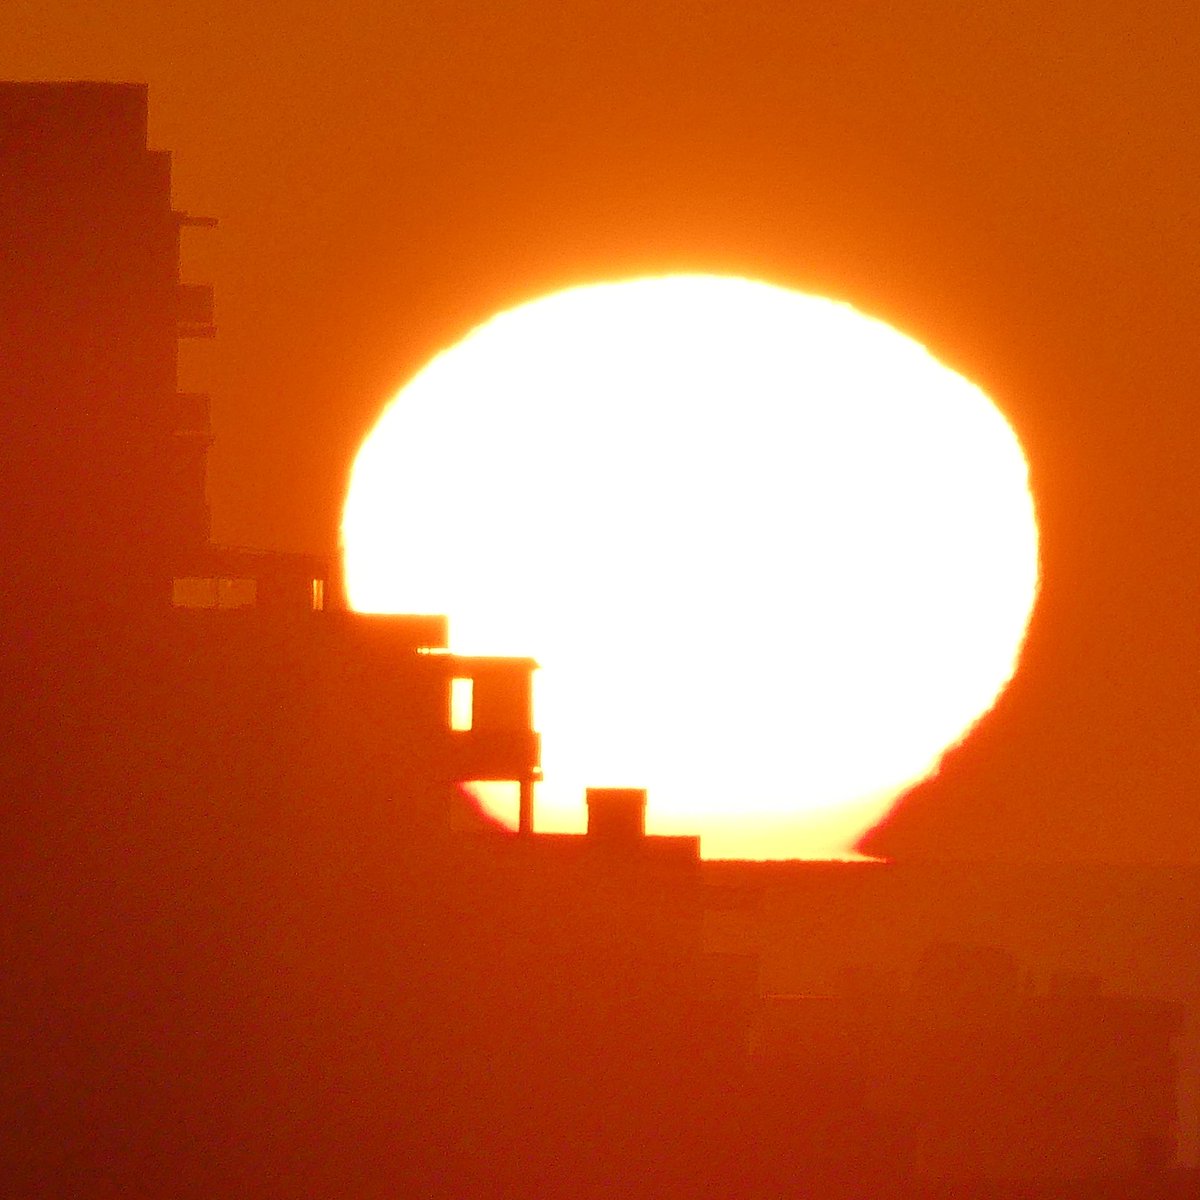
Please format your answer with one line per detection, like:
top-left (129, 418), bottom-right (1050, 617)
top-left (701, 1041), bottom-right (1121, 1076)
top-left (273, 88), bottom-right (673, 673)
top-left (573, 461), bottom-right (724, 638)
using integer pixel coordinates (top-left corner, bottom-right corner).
top-left (342, 275), bottom-right (1039, 859)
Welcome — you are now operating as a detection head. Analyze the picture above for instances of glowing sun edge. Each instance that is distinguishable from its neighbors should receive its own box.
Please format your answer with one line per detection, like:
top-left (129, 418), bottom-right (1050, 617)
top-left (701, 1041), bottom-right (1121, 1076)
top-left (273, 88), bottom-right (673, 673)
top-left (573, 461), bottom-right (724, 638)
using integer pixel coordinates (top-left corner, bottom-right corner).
top-left (342, 275), bottom-right (1040, 860)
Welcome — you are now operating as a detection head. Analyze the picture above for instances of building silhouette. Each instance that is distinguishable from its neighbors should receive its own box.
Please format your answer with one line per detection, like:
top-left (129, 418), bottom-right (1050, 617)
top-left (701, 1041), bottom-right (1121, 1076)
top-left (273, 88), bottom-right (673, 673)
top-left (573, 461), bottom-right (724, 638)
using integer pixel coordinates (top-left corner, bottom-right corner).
top-left (1, 82), bottom-right (1192, 1200)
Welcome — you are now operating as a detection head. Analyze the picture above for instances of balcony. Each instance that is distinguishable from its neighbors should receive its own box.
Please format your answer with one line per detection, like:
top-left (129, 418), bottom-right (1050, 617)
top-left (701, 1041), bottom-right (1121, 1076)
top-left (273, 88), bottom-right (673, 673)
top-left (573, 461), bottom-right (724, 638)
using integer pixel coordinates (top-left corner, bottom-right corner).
top-left (449, 729), bottom-right (541, 784)
top-left (445, 654), bottom-right (540, 784)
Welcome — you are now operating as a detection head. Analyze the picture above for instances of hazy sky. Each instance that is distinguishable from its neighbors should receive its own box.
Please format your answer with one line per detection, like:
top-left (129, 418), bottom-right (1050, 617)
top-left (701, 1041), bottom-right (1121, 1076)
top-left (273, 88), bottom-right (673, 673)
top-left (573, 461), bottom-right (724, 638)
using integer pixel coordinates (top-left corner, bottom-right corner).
top-left (3, 1), bottom-right (1198, 861)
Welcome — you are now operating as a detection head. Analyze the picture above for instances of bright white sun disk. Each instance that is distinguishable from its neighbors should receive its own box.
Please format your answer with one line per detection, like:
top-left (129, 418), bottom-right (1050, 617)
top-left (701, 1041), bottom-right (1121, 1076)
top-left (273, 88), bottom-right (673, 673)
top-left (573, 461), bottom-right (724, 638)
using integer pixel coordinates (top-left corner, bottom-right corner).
top-left (342, 275), bottom-right (1039, 859)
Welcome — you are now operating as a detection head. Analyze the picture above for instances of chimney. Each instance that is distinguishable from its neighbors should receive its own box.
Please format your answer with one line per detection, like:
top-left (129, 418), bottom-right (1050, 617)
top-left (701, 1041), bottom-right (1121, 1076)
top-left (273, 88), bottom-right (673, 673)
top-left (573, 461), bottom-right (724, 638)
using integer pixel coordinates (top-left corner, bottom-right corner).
top-left (586, 788), bottom-right (647, 844)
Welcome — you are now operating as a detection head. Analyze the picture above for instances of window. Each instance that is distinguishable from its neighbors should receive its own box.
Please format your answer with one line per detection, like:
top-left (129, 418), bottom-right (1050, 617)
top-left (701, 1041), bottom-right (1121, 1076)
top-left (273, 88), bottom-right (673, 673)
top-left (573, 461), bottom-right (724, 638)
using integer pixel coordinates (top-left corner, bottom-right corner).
top-left (450, 677), bottom-right (474, 731)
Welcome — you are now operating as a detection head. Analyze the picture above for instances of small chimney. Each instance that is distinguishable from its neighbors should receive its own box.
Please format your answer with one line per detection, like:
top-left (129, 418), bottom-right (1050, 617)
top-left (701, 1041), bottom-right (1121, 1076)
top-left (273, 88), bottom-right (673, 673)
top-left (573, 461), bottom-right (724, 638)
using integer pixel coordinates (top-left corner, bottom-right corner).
top-left (586, 788), bottom-right (647, 844)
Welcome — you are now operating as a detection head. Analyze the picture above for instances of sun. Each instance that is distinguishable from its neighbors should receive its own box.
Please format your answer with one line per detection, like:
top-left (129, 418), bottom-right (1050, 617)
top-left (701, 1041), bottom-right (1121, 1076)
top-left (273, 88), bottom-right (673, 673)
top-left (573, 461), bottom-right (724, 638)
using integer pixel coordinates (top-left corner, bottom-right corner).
top-left (342, 275), bottom-right (1039, 859)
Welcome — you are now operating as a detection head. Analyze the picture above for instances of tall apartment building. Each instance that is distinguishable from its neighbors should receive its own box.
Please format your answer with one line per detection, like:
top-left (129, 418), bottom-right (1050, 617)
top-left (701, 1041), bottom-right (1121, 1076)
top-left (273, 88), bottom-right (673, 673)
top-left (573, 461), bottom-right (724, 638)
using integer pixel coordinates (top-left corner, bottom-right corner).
top-left (0, 82), bottom-right (219, 615)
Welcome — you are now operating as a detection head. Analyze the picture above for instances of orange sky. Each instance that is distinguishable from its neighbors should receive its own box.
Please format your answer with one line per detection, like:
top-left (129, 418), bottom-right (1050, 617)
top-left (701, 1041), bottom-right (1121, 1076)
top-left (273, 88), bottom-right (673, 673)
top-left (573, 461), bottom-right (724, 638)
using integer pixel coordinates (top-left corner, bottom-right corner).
top-left (3, 1), bottom-right (1197, 862)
